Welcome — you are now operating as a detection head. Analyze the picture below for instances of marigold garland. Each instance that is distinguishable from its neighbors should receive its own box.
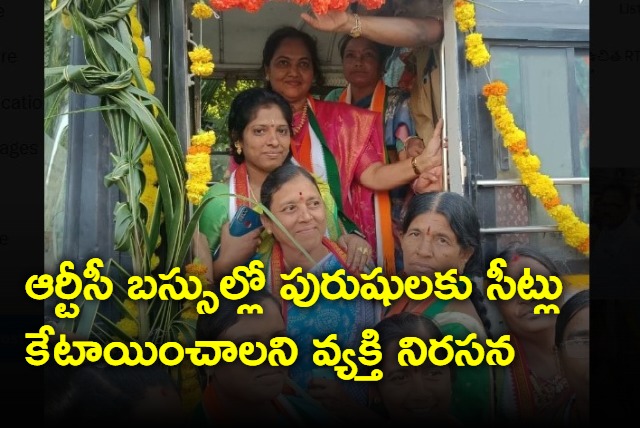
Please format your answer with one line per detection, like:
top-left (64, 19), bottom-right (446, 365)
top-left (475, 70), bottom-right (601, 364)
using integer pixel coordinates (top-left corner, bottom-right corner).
top-left (186, 130), bottom-right (216, 205)
top-left (207, 0), bottom-right (385, 14)
top-left (454, 1), bottom-right (589, 255)
top-left (129, 6), bottom-right (162, 270)
top-left (189, 3), bottom-right (216, 77)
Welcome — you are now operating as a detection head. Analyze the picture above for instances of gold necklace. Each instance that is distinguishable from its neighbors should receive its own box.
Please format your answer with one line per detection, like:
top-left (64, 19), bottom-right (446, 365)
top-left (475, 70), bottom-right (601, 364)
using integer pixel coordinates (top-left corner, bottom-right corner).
top-left (247, 174), bottom-right (259, 204)
top-left (292, 103), bottom-right (309, 136)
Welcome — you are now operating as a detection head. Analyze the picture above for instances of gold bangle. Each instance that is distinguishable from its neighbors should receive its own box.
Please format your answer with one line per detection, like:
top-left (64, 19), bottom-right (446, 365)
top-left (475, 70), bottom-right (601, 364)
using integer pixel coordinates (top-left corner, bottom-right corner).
top-left (349, 13), bottom-right (362, 38)
top-left (411, 156), bottom-right (421, 175)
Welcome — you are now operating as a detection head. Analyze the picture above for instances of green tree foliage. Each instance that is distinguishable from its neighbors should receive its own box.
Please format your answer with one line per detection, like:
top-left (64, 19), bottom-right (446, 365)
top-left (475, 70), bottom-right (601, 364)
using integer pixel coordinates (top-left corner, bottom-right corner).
top-left (200, 79), bottom-right (261, 181)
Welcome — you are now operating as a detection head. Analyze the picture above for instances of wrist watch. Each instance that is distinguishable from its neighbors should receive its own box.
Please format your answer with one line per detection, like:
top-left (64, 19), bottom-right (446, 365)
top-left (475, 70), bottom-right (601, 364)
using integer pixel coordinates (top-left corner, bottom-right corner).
top-left (349, 13), bottom-right (362, 38)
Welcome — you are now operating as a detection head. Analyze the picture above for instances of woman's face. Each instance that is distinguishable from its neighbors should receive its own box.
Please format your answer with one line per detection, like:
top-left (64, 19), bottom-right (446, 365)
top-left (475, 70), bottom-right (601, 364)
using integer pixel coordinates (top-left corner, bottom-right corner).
top-left (209, 298), bottom-right (288, 404)
top-left (400, 212), bottom-right (473, 279)
top-left (342, 38), bottom-right (382, 90)
top-left (265, 38), bottom-right (314, 106)
top-left (263, 174), bottom-right (326, 253)
top-left (557, 306), bottom-right (589, 403)
top-left (239, 105), bottom-right (290, 174)
top-left (376, 337), bottom-right (452, 423)
top-left (497, 256), bottom-right (558, 336)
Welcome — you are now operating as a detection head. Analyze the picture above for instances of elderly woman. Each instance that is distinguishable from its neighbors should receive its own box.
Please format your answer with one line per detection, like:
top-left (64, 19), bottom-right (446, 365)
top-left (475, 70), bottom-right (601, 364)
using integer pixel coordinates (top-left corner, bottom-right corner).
top-left (259, 162), bottom-right (381, 408)
top-left (260, 26), bottom-right (444, 275)
top-left (384, 192), bottom-right (494, 426)
top-left (325, 34), bottom-right (443, 272)
top-left (196, 87), bottom-right (371, 283)
top-left (489, 244), bottom-right (571, 424)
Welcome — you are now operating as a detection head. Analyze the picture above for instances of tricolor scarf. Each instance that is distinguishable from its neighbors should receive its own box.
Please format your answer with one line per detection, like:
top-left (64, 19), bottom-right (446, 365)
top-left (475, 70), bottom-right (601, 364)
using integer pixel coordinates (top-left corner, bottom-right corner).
top-left (338, 80), bottom-right (397, 275)
top-left (228, 162), bottom-right (254, 220)
top-left (290, 97), bottom-right (361, 238)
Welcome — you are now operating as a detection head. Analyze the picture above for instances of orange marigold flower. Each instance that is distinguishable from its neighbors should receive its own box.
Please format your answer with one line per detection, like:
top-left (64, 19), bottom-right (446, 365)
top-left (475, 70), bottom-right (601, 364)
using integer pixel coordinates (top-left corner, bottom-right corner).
top-left (577, 238), bottom-right (589, 255)
top-left (483, 81), bottom-right (509, 97)
top-left (542, 196), bottom-right (561, 210)
top-left (188, 145), bottom-right (211, 155)
top-left (508, 139), bottom-right (528, 154)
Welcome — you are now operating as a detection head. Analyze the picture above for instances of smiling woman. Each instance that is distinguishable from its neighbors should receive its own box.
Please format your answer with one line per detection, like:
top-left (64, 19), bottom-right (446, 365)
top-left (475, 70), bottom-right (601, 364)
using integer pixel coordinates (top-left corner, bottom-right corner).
top-left (260, 163), bottom-right (381, 407)
top-left (261, 26), bottom-right (445, 276)
top-left (489, 243), bottom-right (571, 424)
top-left (197, 87), bottom-right (373, 283)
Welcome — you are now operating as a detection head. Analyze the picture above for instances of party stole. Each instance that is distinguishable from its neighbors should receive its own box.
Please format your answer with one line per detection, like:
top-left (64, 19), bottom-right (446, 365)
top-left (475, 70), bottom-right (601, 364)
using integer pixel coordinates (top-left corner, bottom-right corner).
top-left (339, 81), bottom-right (396, 275)
top-left (228, 162), bottom-right (254, 219)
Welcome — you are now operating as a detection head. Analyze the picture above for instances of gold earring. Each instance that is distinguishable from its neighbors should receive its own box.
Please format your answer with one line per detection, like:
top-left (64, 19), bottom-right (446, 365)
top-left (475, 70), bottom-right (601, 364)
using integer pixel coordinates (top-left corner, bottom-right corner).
top-left (265, 75), bottom-right (270, 81)
top-left (235, 144), bottom-right (242, 155)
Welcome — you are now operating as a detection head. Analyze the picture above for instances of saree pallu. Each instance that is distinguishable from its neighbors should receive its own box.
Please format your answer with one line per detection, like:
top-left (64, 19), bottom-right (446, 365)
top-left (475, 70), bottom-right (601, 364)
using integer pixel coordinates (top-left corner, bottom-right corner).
top-left (265, 238), bottom-right (381, 406)
top-left (292, 99), bottom-right (384, 258)
top-left (385, 282), bottom-right (494, 426)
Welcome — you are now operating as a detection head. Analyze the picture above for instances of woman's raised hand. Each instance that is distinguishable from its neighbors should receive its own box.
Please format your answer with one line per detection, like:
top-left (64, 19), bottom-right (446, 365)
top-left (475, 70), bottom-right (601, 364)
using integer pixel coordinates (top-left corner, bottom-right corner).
top-left (300, 10), bottom-right (350, 33)
top-left (416, 118), bottom-right (445, 171)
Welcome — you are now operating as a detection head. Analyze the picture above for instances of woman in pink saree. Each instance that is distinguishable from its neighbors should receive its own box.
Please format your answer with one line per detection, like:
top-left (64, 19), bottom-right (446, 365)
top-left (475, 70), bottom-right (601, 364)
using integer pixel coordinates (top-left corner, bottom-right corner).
top-left (260, 26), bottom-right (444, 275)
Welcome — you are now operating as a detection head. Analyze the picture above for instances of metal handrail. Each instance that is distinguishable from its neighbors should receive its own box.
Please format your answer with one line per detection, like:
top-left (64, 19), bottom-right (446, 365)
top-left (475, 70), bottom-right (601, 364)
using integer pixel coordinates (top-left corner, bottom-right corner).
top-left (475, 177), bottom-right (589, 187)
top-left (481, 225), bottom-right (568, 234)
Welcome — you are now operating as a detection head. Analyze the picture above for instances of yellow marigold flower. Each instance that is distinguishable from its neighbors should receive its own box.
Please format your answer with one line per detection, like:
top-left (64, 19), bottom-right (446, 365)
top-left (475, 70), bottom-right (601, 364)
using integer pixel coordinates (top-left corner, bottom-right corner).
top-left (61, 10), bottom-right (72, 30)
top-left (141, 146), bottom-right (154, 164)
top-left (482, 81), bottom-right (509, 97)
top-left (115, 317), bottom-right (139, 338)
top-left (139, 56), bottom-right (152, 78)
top-left (465, 34), bottom-right (491, 68)
top-left (548, 204), bottom-right (574, 224)
top-left (494, 111), bottom-right (515, 134)
top-left (454, 1), bottom-right (476, 33)
top-left (185, 262), bottom-right (208, 276)
top-left (144, 77), bottom-right (156, 94)
top-left (489, 104), bottom-right (510, 122)
top-left (191, 130), bottom-right (217, 147)
top-left (132, 36), bottom-right (146, 57)
top-left (187, 184), bottom-right (210, 205)
top-left (512, 152), bottom-right (541, 174)
top-left (186, 180), bottom-right (211, 195)
top-left (130, 13), bottom-right (143, 37)
top-left (190, 62), bottom-right (215, 77)
top-left (486, 96), bottom-right (507, 113)
top-left (140, 189), bottom-right (157, 212)
top-left (528, 174), bottom-right (558, 200)
top-left (188, 46), bottom-right (214, 64)
top-left (143, 163), bottom-right (158, 185)
top-left (123, 299), bottom-right (139, 317)
top-left (192, 2), bottom-right (214, 19)
top-left (557, 215), bottom-right (589, 248)
top-left (181, 306), bottom-right (199, 320)
top-left (503, 128), bottom-right (526, 148)
top-left (151, 254), bottom-right (160, 271)
top-left (185, 153), bottom-right (211, 174)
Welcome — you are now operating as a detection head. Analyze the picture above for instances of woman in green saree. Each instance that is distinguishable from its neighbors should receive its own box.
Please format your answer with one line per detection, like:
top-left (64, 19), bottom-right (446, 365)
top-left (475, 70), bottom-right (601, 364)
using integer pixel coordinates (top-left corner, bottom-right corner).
top-left (384, 191), bottom-right (495, 426)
